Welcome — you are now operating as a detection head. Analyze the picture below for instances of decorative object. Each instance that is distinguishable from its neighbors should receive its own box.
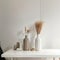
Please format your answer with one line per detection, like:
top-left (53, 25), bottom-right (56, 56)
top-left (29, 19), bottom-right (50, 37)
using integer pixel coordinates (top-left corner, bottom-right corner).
top-left (29, 24), bottom-right (36, 51)
top-left (31, 48), bottom-right (36, 51)
top-left (35, 21), bottom-right (43, 51)
top-left (13, 42), bottom-right (20, 50)
top-left (13, 44), bottom-right (17, 50)
top-left (23, 27), bottom-right (30, 51)
top-left (16, 42), bottom-right (20, 48)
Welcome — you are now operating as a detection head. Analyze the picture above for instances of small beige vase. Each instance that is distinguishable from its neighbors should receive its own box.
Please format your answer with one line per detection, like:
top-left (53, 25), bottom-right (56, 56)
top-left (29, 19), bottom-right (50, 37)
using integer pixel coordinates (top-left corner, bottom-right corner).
top-left (23, 35), bottom-right (30, 51)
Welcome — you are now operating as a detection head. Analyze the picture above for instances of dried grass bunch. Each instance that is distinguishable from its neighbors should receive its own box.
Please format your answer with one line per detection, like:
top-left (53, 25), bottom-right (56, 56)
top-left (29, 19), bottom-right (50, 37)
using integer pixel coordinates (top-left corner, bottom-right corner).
top-left (35, 21), bottom-right (43, 34)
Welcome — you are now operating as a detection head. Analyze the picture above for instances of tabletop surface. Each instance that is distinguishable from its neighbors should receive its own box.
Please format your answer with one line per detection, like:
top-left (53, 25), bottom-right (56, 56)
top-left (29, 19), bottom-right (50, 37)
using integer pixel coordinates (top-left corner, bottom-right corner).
top-left (1, 49), bottom-right (60, 58)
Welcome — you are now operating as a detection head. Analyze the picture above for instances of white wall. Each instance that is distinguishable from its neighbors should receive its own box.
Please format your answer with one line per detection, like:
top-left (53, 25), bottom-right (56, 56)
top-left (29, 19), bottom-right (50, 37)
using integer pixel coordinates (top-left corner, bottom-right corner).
top-left (41, 0), bottom-right (60, 49)
top-left (0, 0), bottom-right (40, 51)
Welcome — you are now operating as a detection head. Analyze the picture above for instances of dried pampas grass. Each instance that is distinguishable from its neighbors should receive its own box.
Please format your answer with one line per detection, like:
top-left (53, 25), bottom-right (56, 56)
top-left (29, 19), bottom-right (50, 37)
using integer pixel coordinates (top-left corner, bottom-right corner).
top-left (35, 21), bottom-right (43, 34)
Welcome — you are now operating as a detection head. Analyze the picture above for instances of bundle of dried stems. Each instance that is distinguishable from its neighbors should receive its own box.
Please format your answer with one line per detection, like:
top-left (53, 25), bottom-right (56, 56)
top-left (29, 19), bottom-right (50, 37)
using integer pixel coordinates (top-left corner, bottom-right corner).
top-left (35, 21), bottom-right (43, 35)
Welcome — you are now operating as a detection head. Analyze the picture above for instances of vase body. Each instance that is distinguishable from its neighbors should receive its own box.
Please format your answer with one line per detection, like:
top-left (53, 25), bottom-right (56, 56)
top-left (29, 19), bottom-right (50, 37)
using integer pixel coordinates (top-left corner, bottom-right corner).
top-left (23, 35), bottom-right (30, 51)
top-left (35, 34), bottom-right (42, 51)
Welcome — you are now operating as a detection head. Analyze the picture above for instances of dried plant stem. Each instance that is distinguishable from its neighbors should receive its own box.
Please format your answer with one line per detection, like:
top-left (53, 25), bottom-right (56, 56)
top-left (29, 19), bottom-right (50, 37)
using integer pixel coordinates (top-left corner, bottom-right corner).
top-left (35, 21), bottom-right (43, 34)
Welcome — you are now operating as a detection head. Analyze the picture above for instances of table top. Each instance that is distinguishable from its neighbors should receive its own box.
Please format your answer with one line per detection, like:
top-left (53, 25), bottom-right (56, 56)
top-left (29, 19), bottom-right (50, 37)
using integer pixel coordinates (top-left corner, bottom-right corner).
top-left (1, 49), bottom-right (60, 58)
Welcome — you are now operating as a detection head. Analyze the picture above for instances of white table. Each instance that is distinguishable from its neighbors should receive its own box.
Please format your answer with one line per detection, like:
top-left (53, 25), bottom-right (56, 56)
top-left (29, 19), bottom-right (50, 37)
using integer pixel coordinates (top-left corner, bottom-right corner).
top-left (1, 49), bottom-right (60, 60)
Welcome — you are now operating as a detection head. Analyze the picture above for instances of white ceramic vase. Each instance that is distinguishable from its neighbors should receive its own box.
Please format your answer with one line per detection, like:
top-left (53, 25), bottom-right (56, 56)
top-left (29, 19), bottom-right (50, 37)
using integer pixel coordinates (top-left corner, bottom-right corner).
top-left (35, 34), bottom-right (42, 51)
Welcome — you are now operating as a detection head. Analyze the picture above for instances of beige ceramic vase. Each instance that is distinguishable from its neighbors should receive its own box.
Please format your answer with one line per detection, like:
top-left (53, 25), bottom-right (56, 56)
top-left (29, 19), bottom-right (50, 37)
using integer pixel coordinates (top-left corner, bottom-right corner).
top-left (23, 27), bottom-right (30, 51)
top-left (23, 35), bottom-right (30, 51)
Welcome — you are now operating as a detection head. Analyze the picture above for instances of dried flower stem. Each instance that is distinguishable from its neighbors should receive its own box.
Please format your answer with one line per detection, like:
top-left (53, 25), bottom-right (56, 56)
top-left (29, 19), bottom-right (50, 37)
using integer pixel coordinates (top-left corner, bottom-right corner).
top-left (35, 21), bottom-right (43, 35)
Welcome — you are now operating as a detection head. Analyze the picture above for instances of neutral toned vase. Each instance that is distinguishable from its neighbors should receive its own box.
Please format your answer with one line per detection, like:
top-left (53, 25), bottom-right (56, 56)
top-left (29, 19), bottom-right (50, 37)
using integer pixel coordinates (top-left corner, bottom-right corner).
top-left (35, 21), bottom-right (43, 51)
top-left (35, 34), bottom-right (42, 51)
top-left (23, 27), bottom-right (30, 51)
top-left (23, 35), bottom-right (30, 51)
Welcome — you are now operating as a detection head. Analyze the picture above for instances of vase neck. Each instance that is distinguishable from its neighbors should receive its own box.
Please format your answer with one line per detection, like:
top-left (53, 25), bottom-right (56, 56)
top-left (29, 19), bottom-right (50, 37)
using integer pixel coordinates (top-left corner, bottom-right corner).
top-left (37, 34), bottom-right (40, 37)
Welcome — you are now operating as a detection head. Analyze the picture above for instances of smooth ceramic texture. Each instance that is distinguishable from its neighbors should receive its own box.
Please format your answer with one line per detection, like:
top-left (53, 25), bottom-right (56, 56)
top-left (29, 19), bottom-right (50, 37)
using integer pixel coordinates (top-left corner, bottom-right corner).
top-left (35, 34), bottom-right (42, 51)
